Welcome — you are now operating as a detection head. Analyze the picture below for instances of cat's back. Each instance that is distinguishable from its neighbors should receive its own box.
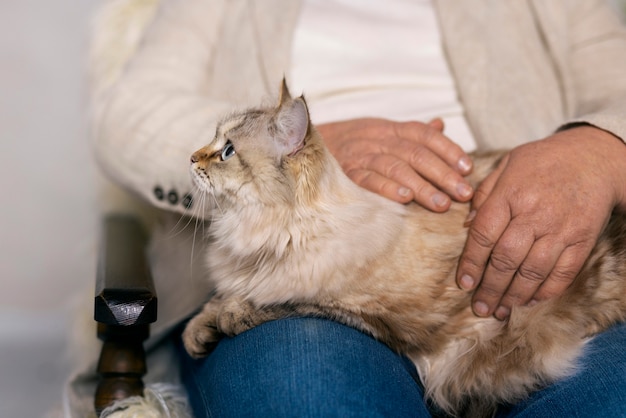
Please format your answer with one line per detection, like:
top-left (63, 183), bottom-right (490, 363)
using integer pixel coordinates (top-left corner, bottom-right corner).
top-left (398, 149), bottom-right (504, 253)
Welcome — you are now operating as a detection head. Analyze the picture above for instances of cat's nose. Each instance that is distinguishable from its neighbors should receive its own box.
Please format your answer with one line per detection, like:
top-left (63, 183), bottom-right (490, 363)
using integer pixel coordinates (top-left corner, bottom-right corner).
top-left (190, 151), bottom-right (205, 164)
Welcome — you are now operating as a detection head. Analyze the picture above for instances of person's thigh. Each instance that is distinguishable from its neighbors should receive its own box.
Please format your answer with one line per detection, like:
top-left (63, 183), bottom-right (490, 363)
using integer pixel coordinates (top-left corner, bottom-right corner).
top-left (177, 317), bottom-right (429, 418)
top-left (497, 321), bottom-right (626, 417)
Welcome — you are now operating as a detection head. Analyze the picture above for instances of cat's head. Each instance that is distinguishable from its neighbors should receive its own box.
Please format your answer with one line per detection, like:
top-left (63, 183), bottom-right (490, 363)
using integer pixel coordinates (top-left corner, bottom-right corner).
top-left (190, 80), bottom-right (326, 211)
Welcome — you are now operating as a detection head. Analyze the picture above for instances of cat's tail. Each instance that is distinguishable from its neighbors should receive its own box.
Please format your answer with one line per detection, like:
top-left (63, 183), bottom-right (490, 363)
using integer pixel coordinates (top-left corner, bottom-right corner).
top-left (420, 301), bottom-right (587, 417)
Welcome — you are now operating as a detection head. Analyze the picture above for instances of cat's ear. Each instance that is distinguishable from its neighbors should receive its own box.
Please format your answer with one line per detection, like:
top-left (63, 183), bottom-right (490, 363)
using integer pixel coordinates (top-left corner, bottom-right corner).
top-left (278, 77), bottom-right (292, 107)
top-left (274, 96), bottom-right (310, 157)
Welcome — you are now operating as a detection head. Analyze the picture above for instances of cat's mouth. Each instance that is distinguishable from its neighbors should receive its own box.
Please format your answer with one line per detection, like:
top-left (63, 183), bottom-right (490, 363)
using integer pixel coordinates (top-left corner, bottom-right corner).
top-left (190, 165), bottom-right (211, 191)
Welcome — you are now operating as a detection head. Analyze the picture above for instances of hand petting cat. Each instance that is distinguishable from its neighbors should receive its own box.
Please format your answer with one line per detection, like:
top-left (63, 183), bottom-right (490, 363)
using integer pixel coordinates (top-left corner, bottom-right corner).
top-left (317, 118), bottom-right (474, 212)
top-left (320, 119), bottom-right (626, 321)
top-left (457, 126), bottom-right (626, 320)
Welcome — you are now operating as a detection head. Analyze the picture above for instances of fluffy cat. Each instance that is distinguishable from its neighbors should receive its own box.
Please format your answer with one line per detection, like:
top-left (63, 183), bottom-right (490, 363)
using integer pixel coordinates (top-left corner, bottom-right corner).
top-left (182, 81), bottom-right (626, 417)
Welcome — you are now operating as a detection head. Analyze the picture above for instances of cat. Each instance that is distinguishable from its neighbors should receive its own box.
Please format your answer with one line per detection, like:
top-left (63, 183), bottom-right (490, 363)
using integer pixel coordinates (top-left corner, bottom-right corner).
top-left (182, 80), bottom-right (626, 417)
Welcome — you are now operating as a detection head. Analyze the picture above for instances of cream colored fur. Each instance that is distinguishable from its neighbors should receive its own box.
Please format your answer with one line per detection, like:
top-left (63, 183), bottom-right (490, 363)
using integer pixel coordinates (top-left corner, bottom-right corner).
top-left (99, 384), bottom-right (192, 418)
top-left (183, 83), bottom-right (626, 417)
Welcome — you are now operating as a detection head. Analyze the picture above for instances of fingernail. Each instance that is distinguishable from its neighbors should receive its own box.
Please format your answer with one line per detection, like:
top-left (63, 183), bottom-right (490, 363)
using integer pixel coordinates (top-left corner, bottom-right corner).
top-left (474, 301), bottom-right (489, 316)
top-left (432, 193), bottom-right (449, 207)
top-left (463, 210), bottom-right (476, 227)
top-left (528, 299), bottom-right (539, 307)
top-left (398, 186), bottom-right (411, 197)
top-left (459, 274), bottom-right (474, 290)
top-left (457, 156), bottom-right (472, 173)
top-left (495, 306), bottom-right (510, 320)
top-left (457, 182), bottom-right (473, 198)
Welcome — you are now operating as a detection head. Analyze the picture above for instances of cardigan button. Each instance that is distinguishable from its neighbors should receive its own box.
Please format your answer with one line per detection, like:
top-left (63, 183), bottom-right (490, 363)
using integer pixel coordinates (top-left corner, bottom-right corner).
top-left (153, 186), bottom-right (165, 201)
top-left (167, 190), bottom-right (179, 205)
top-left (182, 193), bottom-right (193, 209)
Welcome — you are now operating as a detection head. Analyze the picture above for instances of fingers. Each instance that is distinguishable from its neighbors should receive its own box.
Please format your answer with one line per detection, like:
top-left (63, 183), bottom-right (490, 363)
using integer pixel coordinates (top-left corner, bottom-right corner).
top-left (394, 121), bottom-right (473, 177)
top-left (473, 241), bottom-right (588, 320)
top-left (318, 117), bottom-right (474, 209)
top-left (427, 117), bottom-right (445, 132)
top-left (470, 221), bottom-right (536, 317)
top-left (374, 148), bottom-right (472, 207)
top-left (459, 200), bottom-right (552, 318)
top-left (457, 196), bottom-right (510, 289)
top-left (380, 124), bottom-right (474, 205)
top-left (532, 243), bottom-right (589, 301)
top-left (490, 238), bottom-right (561, 319)
top-left (346, 161), bottom-right (452, 211)
top-left (459, 208), bottom-right (592, 319)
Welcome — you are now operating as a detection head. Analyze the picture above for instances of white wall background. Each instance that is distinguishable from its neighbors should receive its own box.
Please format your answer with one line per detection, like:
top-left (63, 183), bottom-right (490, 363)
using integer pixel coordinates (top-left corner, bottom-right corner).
top-left (1, 3), bottom-right (98, 310)
top-left (0, 1), bottom-right (101, 417)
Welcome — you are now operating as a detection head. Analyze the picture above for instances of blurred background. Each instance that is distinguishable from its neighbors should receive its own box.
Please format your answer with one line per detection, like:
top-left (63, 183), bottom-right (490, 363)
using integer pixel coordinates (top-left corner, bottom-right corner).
top-left (1, 1), bottom-right (101, 417)
top-left (1, 1), bottom-right (625, 418)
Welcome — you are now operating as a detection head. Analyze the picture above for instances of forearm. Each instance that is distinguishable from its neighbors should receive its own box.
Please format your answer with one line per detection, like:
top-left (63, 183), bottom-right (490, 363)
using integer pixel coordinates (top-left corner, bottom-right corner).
top-left (90, 0), bottom-right (232, 215)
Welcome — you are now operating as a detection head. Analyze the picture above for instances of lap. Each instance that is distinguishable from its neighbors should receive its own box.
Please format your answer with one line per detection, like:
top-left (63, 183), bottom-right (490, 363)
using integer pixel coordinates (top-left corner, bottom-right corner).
top-left (177, 317), bottom-right (429, 418)
top-left (176, 318), bottom-right (626, 418)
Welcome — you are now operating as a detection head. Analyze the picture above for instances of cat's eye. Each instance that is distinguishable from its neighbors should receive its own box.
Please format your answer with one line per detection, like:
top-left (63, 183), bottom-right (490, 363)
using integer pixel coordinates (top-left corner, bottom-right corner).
top-left (220, 140), bottom-right (236, 161)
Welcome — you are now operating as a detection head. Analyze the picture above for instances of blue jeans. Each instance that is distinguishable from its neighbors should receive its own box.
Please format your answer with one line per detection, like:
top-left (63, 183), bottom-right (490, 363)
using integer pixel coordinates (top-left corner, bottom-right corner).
top-left (177, 318), bottom-right (626, 417)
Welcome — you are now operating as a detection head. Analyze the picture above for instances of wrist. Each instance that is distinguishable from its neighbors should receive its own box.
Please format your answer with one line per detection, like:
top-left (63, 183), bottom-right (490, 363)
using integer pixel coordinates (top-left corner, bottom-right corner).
top-left (568, 125), bottom-right (626, 210)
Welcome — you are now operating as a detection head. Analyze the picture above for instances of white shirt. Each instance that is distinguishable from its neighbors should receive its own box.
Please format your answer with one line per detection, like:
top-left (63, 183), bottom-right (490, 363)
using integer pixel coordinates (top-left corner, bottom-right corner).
top-left (290, 0), bottom-right (477, 151)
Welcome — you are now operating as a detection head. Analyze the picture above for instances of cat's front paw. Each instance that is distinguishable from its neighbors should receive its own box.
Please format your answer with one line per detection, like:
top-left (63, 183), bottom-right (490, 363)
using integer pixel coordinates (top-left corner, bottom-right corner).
top-left (182, 305), bottom-right (222, 359)
top-left (216, 297), bottom-right (258, 336)
top-left (216, 298), bottom-right (289, 336)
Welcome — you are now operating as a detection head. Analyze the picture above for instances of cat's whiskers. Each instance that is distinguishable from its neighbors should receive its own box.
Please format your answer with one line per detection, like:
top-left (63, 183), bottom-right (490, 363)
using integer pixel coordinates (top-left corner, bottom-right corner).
top-left (190, 163), bottom-right (225, 218)
top-left (162, 201), bottom-right (206, 249)
top-left (189, 186), bottom-right (209, 272)
top-left (208, 188), bottom-right (224, 217)
top-left (167, 209), bottom-right (198, 239)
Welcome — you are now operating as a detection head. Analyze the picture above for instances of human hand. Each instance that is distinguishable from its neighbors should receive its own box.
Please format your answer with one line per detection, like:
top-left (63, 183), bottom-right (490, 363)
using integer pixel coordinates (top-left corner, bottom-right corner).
top-left (317, 118), bottom-right (474, 212)
top-left (457, 126), bottom-right (626, 320)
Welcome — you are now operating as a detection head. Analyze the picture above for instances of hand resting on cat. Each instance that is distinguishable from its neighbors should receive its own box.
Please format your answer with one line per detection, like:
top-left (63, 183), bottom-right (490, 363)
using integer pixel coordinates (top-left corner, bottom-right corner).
top-left (316, 117), bottom-right (474, 211)
top-left (182, 81), bottom-right (626, 417)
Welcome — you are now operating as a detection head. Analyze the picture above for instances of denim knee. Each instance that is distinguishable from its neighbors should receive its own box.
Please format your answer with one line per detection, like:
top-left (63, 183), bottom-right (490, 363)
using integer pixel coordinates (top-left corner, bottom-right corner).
top-left (178, 317), bottom-right (430, 418)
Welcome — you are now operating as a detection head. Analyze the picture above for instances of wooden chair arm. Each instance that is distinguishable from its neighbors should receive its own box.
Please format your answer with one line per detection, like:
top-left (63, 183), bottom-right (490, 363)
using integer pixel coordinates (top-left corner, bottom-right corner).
top-left (94, 215), bottom-right (157, 416)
